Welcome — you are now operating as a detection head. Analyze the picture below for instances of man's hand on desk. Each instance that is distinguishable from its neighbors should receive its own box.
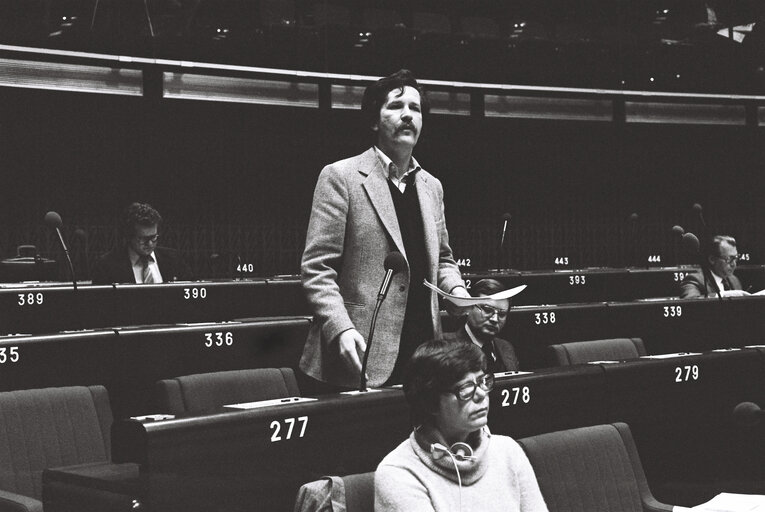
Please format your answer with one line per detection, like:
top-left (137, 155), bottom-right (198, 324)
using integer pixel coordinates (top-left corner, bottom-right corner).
top-left (337, 328), bottom-right (366, 376)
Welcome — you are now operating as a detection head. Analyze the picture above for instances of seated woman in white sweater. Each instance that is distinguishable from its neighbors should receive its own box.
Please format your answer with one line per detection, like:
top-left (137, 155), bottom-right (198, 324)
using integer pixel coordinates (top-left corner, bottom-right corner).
top-left (375, 340), bottom-right (548, 512)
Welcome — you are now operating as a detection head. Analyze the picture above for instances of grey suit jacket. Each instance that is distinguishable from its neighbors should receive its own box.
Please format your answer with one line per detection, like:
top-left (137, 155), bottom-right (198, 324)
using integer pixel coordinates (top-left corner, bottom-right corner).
top-left (679, 269), bottom-right (742, 299)
top-left (300, 147), bottom-right (465, 387)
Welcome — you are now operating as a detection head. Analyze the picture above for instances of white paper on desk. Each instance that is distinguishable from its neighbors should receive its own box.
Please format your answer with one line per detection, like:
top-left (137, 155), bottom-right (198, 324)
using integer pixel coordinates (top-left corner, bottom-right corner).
top-left (423, 280), bottom-right (527, 306)
top-left (686, 492), bottom-right (765, 511)
top-left (751, 289), bottom-right (765, 296)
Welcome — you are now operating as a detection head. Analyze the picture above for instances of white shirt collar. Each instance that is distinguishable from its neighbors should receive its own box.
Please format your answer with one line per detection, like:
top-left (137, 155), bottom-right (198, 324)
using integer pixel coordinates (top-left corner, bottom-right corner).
top-left (128, 247), bottom-right (155, 266)
top-left (709, 269), bottom-right (725, 292)
top-left (374, 146), bottom-right (420, 183)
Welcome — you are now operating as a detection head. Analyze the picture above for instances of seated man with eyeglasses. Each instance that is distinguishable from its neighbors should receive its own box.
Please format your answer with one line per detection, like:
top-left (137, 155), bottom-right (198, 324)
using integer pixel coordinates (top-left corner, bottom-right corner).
top-left (91, 202), bottom-right (190, 285)
top-left (679, 235), bottom-right (749, 299)
top-left (444, 279), bottom-right (520, 373)
top-left (375, 339), bottom-right (548, 512)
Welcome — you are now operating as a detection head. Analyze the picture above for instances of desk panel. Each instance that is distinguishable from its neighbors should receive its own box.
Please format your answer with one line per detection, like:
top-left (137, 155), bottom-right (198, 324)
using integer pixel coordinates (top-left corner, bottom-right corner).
top-left (0, 318), bottom-right (310, 418)
top-left (112, 390), bottom-right (411, 512)
top-left (503, 302), bottom-right (611, 369)
top-left (601, 350), bottom-right (765, 505)
top-left (113, 318), bottom-right (309, 416)
top-left (606, 296), bottom-right (765, 355)
top-left (0, 284), bottom-right (119, 333)
top-left (488, 365), bottom-right (607, 439)
top-left (115, 280), bottom-right (270, 325)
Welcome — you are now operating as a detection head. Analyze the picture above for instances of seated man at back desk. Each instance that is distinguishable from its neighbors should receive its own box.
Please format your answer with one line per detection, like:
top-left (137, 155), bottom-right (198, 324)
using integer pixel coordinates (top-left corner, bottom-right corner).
top-left (679, 235), bottom-right (750, 299)
top-left (91, 202), bottom-right (190, 285)
top-left (444, 279), bottom-right (520, 372)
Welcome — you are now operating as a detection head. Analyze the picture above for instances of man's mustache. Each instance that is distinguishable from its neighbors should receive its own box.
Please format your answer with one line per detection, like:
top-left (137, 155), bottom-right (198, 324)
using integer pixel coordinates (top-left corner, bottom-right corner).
top-left (398, 124), bottom-right (417, 134)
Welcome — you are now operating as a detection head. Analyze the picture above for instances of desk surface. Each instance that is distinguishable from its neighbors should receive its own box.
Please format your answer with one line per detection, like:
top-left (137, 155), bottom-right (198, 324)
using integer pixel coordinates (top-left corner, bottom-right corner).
top-left (1, 265), bottom-right (762, 334)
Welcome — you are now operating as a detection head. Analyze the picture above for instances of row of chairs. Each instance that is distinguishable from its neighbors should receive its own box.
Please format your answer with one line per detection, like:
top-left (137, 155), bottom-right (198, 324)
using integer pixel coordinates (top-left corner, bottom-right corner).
top-left (296, 422), bottom-right (673, 512)
top-left (0, 336), bottom-right (648, 510)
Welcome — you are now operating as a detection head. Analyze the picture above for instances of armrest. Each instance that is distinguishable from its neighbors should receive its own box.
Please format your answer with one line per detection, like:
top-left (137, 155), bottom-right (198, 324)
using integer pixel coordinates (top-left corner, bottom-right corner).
top-left (0, 489), bottom-right (42, 512)
top-left (43, 462), bottom-right (142, 512)
top-left (643, 496), bottom-right (675, 512)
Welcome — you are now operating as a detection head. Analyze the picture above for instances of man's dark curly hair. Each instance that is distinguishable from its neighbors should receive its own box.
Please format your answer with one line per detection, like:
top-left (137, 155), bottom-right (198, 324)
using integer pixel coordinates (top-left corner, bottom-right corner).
top-left (121, 202), bottom-right (162, 240)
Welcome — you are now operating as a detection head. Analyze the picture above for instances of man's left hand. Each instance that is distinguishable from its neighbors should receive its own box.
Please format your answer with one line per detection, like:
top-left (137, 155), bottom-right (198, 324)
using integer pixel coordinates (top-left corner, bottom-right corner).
top-left (445, 285), bottom-right (471, 316)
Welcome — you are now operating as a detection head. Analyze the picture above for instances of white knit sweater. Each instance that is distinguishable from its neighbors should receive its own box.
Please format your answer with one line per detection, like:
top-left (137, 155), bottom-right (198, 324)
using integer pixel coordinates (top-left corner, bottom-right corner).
top-left (374, 428), bottom-right (549, 512)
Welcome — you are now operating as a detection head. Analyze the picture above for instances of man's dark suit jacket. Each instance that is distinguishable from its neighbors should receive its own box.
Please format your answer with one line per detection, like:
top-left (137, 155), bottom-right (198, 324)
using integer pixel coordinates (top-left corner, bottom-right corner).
top-left (679, 269), bottom-right (742, 299)
top-left (90, 246), bottom-right (190, 285)
top-left (443, 323), bottom-right (520, 372)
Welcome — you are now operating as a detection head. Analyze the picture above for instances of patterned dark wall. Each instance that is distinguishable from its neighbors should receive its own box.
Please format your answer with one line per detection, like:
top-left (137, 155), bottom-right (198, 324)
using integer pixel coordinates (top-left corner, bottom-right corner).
top-left (1, 86), bottom-right (762, 278)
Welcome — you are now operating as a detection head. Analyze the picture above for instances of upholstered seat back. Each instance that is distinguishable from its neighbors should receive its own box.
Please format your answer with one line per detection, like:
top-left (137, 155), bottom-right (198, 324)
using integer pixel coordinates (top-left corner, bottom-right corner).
top-left (0, 386), bottom-right (112, 500)
top-left (293, 472), bottom-right (374, 512)
top-left (550, 338), bottom-right (646, 366)
top-left (518, 423), bottom-right (646, 512)
top-left (156, 367), bottom-right (300, 415)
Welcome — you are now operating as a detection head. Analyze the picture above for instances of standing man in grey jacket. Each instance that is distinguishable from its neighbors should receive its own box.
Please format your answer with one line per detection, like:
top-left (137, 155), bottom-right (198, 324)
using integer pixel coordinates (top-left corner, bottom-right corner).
top-left (300, 69), bottom-right (469, 390)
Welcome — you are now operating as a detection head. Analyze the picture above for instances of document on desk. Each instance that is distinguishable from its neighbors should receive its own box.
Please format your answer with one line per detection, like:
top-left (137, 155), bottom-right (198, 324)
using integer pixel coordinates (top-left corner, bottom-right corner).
top-left (675, 493), bottom-right (765, 511)
top-left (423, 280), bottom-right (527, 306)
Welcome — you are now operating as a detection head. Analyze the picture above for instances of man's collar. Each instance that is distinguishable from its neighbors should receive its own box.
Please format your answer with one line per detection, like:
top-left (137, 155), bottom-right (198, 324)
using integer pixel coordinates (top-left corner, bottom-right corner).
top-left (128, 248), bottom-right (155, 265)
top-left (464, 323), bottom-right (485, 348)
top-left (374, 146), bottom-right (420, 180)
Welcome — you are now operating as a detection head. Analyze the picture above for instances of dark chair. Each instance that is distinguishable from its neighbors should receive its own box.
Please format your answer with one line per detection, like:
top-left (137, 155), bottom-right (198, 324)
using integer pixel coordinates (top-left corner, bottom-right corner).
top-left (293, 472), bottom-right (374, 512)
top-left (518, 422), bottom-right (673, 512)
top-left (550, 337), bottom-right (646, 366)
top-left (155, 367), bottom-right (300, 414)
top-left (0, 386), bottom-right (113, 512)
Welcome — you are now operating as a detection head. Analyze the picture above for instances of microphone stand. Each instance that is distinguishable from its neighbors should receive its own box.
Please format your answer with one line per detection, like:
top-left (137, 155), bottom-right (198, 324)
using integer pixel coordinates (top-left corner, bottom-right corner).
top-left (55, 228), bottom-right (77, 290)
top-left (359, 295), bottom-right (384, 392)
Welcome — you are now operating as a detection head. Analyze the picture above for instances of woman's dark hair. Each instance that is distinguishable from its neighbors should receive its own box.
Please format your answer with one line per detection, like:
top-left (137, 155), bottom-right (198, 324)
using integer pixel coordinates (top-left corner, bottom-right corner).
top-left (403, 339), bottom-right (486, 426)
top-left (360, 69), bottom-right (429, 131)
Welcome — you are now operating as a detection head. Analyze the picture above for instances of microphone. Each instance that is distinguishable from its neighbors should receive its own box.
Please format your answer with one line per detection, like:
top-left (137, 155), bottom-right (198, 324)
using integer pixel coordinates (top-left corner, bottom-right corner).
top-left (733, 401), bottom-right (763, 427)
top-left (498, 213), bottom-right (512, 270)
top-left (45, 211), bottom-right (77, 290)
top-left (692, 203), bottom-right (707, 235)
top-left (360, 252), bottom-right (406, 391)
top-left (681, 232), bottom-right (714, 298)
top-left (681, 232), bottom-right (699, 254)
top-left (671, 225), bottom-right (685, 266)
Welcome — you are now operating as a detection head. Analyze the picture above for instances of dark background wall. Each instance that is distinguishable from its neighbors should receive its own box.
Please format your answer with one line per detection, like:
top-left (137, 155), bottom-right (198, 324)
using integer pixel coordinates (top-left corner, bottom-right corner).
top-left (1, 86), bottom-right (763, 278)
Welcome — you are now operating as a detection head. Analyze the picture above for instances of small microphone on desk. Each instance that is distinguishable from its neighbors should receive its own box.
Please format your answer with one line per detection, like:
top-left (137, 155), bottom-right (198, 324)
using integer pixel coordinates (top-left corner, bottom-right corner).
top-left (733, 401), bottom-right (763, 427)
top-left (360, 251), bottom-right (407, 392)
top-left (45, 211), bottom-right (77, 290)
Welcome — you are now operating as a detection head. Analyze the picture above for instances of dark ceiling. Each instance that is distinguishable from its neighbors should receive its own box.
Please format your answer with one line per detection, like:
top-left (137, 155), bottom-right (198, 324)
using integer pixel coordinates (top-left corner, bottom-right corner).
top-left (1, 0), bottom-right (764, 93)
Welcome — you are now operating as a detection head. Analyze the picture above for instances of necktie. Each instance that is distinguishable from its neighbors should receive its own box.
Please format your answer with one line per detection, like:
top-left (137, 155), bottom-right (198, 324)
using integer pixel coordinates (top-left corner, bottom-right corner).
top-left (139, 256), bottom-right (155, 284)
top-left (722, 278), bottom-right (731, 291)
top-left (481, 341), bottom-right (496, 369)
